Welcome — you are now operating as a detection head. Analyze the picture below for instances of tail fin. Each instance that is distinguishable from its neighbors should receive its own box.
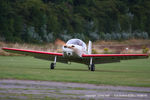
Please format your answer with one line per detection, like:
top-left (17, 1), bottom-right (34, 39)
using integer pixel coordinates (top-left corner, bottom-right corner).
top-left (88, 41), bottom-right (92, 54)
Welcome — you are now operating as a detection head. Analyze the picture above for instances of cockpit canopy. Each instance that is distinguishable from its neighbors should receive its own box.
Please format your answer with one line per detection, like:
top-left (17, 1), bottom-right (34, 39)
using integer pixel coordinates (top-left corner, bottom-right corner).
top-left (66, 39), bottom-right (87, 50)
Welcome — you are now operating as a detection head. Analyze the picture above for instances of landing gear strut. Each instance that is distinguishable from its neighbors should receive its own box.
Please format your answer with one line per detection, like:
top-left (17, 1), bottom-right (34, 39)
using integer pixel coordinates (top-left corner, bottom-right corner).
top-left (88, 57), bottom-right (95, 71)
top-left (50, 56), bottom-right (57, 70)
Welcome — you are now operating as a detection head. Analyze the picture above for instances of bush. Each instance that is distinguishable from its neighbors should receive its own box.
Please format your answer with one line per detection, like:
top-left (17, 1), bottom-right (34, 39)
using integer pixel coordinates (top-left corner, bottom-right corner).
top-left (111, 33), bottom-right (117, 40)
top-left (104, 48), bottom-right (109, 54)
top-left (73, 33), bottom-right (85, 41)
top-left (133, 32), bottom-right (141, 39)
top-left (89, 32), bottom-right (100, 41)
top-left (115, 33), bottom-right (121, 40)
top-left (141, 32), bottom-right (149, 39)
top-left (43, 32), bottom-right (54, 42)
top-left (121, 32), bottom-right (130, 40)
top-left (132, 31), bottom-right (148, 39)
top-left (143, 48), bottom-right (149, 54)
top-left (104, 33), bottom-right (111, 41)
top-left (92, 49), bottom-right (99, 54)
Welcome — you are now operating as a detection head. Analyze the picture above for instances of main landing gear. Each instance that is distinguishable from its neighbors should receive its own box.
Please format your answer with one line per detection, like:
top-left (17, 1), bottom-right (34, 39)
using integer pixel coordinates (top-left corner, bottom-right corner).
top-left (88, 57), bottom-right (95, 71)
top-left (50, 56), bottom-right (57, 70)
top-left (50, 63), bottom-right (55, 69)
top-left (88, 64), bottom-right (95, 71)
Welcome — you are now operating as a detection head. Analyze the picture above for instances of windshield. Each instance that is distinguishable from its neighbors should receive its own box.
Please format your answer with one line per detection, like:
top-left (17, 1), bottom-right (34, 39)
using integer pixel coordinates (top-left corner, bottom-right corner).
top-left (66, 39), bottom-right (87, 49)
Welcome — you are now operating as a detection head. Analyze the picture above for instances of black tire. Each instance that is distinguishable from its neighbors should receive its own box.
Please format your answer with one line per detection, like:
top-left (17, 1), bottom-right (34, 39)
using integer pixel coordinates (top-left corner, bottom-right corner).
top-left (88, 65), bottom-right (91, 70)
top-left (90, 64), bottom-right (95, 71)
top-left (50, 63), bottom-right (55, 69)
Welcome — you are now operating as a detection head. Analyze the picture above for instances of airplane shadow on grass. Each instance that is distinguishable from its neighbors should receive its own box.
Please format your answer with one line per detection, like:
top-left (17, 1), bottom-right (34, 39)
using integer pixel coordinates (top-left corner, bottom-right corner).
top-left (29, 67), bottom-right (88, 72)
top-left (53, 68), bottom-right (149, 73)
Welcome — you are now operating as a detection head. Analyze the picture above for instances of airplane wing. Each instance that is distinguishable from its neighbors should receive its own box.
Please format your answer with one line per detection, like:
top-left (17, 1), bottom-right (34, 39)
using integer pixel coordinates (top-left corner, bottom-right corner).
top-left (82, 54), bottom-right (149, 64)
top-left (2, 47), bottom-right (68, 63)
top-left (2, 47), bottom-right (149, 65)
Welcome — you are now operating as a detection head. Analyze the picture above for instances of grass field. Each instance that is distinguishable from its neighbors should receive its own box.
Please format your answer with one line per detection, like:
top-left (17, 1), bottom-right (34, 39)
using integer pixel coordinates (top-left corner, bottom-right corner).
top-left (0, 56), bottom-right (150, 87)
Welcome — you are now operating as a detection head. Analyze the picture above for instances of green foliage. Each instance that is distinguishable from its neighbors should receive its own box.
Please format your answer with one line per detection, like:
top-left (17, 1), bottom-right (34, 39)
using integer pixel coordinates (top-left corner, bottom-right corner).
top-left (103, 48), bottom-right (109, 54)
top-left (92, 49), bottom-right (98, 54)
top-left (143, 48), bottom-right (149, 54)
top-left (0, 0), bottom-right (150, 43)
top-left (121, 32), bottom-right (130, 40)
top-left (142, 45), bottom-right (149, 54)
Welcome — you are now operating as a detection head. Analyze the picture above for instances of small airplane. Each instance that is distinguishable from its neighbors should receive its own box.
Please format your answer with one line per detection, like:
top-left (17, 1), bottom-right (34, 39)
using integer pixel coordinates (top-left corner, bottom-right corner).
top-left (2, 39), bottom-right (149, 71)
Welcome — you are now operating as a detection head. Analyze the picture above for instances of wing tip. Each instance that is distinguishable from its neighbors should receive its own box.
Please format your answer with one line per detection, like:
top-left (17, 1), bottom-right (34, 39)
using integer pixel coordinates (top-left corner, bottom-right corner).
top-left (82, 54), bottom-right (149, 58)
top-left (2, 47), bottom-right (15, 51)
top-left (2, 47), bottom-right (8, 50)
top-left (1, 47), bottom-right (63, 56)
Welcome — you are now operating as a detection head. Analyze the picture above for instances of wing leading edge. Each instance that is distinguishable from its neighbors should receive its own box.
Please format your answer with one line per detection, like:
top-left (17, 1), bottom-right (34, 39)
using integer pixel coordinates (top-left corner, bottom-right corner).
top-left (82, 54), bottom-right (148, 57)
top-left (2, 47), bottom-right (68, 63)
top-left (82, 54), bottom-right (149, 64)
top-left (2, 47), bottom-right (63, 56)
top-left (2, 47), bottom-right (149, 65)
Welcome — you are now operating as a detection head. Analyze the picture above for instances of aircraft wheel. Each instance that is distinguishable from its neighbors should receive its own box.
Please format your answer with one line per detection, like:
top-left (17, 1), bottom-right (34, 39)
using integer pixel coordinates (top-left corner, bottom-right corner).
top-left (90, 64), bottom-right (95, 71)
top-left (88, 66), bottom-right (91, 70)
top-left (50, 63), bottom-right (55, 69)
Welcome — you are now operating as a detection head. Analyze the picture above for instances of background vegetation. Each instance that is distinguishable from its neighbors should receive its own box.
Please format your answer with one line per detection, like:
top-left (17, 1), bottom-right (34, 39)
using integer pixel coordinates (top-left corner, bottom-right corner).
top-left (0, 0), bottom-right (150, 43)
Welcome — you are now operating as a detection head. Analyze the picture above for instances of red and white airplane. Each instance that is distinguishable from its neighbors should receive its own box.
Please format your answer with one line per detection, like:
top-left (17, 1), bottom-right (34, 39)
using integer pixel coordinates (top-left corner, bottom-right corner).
top-left (2, 39), bottom-right (149, 71)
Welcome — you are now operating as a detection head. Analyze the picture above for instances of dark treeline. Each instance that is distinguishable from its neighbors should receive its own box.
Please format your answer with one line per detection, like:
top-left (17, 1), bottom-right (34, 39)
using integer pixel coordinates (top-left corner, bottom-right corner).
top-left (0, 0), bottom-right (150, 43)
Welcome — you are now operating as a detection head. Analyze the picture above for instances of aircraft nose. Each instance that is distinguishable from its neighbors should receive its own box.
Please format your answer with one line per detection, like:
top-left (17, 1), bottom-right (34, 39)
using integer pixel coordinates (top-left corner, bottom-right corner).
top-left (68, 53), bottom-right (71, 55)
top-left (63, 45), bottom-right (74, 56)
top-left (66, 52), bottom-right (72, 56)
top-left (63, 51), bottom-right (73, 56)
